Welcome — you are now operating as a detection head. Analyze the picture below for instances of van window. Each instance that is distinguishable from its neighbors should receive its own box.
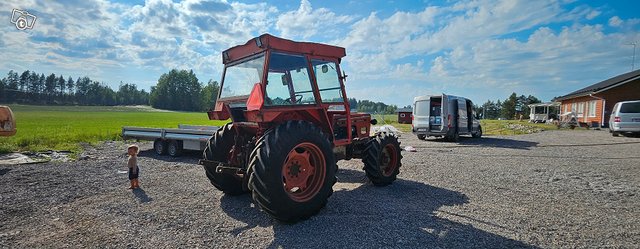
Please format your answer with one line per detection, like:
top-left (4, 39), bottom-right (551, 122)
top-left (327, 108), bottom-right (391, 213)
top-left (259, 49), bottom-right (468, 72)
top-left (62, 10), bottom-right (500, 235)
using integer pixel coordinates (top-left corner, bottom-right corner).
top-left (620, 102), bottom-right (640, 113)
top-left (415, 101), bottom-right (429, 116)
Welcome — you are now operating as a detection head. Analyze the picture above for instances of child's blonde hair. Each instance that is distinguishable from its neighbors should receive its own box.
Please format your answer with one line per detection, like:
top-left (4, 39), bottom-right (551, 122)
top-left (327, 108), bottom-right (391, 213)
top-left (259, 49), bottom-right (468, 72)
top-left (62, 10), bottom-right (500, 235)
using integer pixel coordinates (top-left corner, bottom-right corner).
top-left (128, 144), bottom-right (139, 155)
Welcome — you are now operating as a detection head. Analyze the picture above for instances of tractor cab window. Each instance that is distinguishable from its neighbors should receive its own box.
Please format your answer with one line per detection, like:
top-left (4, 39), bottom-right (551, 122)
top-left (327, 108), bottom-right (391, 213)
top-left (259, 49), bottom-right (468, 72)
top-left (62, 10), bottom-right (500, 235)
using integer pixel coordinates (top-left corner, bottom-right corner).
top-left (312, 60), bottom-right (344, 103)
top-left (265, 53), bottom-right (316, 106)
top-left (219, 54), bottom-right (265, 100)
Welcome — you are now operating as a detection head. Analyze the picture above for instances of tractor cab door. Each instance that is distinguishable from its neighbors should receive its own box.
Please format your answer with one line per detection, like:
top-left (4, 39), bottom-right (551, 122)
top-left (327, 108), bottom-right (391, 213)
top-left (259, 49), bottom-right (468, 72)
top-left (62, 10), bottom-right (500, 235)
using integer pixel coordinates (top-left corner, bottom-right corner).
top-left (310, 59), bottom-right (351, 145)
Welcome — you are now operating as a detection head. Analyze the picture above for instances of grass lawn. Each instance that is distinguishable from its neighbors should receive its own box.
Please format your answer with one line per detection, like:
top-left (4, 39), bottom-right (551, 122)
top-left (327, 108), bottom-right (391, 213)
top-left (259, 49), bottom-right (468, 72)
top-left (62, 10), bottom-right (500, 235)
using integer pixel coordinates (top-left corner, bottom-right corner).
top-left (0, 105), bottom-right (227, 154)
top-left (1, 105), bottom-right (564, 154)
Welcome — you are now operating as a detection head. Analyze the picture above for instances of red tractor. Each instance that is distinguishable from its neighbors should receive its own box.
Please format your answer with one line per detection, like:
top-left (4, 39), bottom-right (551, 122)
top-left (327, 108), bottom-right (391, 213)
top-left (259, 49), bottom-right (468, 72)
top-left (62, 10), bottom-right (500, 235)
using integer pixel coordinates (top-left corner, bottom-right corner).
top-left (201, 34), bottom-right (402, 222)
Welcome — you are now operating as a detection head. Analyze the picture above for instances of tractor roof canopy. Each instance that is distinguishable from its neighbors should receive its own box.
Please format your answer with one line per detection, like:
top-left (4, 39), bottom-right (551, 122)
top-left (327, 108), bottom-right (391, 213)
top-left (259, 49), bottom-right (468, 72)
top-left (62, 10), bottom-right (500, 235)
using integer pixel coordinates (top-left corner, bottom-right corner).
top-left (222, 34), bottom-right (346, 64)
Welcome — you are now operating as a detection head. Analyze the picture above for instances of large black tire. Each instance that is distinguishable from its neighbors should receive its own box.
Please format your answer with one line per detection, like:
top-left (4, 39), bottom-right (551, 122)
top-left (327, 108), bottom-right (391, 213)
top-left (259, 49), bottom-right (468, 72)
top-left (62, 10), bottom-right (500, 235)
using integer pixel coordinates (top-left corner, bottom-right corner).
top-left (472, 126), bottom-right (483, 138)
top-left (362, 132), bottom-right (402, 186)
top-left (203, 123), bottom-right (245, 196)
top-left (417, 134), bottom-right (426, 140)
top-left (248, 120), bottom-right (336, 223)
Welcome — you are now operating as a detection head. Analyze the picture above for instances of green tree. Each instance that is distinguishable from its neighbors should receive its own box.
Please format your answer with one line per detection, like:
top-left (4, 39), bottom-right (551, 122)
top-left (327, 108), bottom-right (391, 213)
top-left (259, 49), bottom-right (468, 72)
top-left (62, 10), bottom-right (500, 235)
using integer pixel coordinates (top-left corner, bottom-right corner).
top-left (501, 93), bottom-right (517, 119)
top-left (200, 80), bottom-right (219, 111)
top-left (150, 69), bottom-right (202, 111)
top-left (67, 76), bottom-right (75, 97)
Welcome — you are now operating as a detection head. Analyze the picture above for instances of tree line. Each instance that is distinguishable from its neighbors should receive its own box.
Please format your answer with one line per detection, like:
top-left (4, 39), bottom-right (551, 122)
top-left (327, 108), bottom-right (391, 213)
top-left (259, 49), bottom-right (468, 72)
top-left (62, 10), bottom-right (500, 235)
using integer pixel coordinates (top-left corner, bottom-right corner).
top-left (0, 69), bottom-right (219, 111)
top-left (476, 93), bottom-right (541, 120)
top-left (0, 70), bottom-right (149, 106)
top-left (350, 98), bottom-right (399, 114)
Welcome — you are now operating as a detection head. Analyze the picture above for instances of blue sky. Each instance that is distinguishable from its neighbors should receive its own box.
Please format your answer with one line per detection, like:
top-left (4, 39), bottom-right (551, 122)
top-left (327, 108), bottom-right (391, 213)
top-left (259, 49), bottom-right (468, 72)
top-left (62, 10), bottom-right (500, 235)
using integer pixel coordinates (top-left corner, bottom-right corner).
top-left (1, 0), bottom-right (639, 107)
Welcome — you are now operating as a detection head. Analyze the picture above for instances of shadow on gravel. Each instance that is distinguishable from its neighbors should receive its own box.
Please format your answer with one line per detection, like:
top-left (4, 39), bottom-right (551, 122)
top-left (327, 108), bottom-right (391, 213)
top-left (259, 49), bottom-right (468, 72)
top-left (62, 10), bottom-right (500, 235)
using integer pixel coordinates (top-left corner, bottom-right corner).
top-left (219, 169), bottom-right (537, 248)
top-left (136, 149), bottom-right (201, 163)
top-left (132, 188), bottom-right (153, 203)
top-left (0, 168), bottom-right (11, 175)
top-left (457, 137), bottom-right (538, 150)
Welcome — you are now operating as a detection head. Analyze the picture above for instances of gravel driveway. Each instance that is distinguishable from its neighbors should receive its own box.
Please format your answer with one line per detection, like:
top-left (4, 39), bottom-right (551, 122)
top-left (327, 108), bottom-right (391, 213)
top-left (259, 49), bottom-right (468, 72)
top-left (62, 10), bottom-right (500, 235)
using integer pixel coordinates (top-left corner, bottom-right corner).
top-left (1, 129), bottom-right (639, 248)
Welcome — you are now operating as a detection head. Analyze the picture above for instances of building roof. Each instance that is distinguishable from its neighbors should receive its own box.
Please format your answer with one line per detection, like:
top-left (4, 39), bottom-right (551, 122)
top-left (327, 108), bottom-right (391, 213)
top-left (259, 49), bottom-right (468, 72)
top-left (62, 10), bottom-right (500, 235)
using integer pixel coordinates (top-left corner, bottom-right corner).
top-left (396, 108), bottom-right (412, 113)
top-left (554, 69), bottom-right (640, 101)
top-left (528, 102), bottom-right (560, 107)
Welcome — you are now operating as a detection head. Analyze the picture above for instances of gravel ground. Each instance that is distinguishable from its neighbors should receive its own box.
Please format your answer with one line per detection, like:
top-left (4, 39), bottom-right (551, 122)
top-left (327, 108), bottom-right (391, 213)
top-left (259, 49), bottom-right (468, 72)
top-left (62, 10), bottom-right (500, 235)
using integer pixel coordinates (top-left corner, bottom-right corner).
top-left (1, 129), bottom-right (639, 248)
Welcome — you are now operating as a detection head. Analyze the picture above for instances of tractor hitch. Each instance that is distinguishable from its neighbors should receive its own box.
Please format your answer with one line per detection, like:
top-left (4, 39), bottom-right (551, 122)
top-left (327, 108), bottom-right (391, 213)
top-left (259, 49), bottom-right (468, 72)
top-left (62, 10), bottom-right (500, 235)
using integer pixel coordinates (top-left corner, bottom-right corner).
top-left (198, 159), bottom-right (245, 175)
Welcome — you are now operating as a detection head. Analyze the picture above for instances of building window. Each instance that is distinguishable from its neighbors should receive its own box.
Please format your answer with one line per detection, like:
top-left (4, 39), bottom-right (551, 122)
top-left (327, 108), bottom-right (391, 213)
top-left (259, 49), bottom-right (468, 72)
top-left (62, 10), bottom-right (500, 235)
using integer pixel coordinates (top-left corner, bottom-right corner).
top-left (564, 103), bottom-right (569, 114)
top-left (571, 103), bottom-right (576, 113)
top-left (400, 113), bottom-right (406, 118)
top-left (588, 100), bottom-right (597, 117)
top-left (576, 102), bottom-right (585, 117)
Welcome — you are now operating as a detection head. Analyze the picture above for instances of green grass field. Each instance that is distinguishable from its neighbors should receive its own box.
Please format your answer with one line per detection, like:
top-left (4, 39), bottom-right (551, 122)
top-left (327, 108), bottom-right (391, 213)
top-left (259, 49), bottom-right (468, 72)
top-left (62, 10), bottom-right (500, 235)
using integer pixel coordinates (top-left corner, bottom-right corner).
top-left (1, 105), bottom-right (562, 154)
top-left (0, 105), bottom-right (227, 154)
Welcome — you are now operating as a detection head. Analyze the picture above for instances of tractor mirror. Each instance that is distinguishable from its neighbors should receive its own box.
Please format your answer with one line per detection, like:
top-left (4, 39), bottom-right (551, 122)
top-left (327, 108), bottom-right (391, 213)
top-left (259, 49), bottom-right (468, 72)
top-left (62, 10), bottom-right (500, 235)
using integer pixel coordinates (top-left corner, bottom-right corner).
top-left (281, 75), bottom-right (288, 86)
top-left (370, 119), bottom-right (378, 125)
top-left (321, 65), bottom-right (328, 73)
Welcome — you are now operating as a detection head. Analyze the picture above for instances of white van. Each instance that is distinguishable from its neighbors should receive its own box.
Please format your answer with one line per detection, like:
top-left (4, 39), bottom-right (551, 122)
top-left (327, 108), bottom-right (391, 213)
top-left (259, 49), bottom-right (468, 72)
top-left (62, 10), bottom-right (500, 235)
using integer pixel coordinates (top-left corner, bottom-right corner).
top-left (412, 94), bottom-right (482, 141)
top-left (608, 100), bottom-right (640, 136)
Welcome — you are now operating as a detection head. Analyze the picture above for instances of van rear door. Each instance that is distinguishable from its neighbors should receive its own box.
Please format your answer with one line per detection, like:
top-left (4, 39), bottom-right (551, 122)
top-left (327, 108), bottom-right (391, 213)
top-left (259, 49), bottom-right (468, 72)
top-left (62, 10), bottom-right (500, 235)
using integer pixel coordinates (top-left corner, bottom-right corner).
top-left (457, 99), bottom-right (468, 133)
top-left (413, 99), bottom-right (430, 131)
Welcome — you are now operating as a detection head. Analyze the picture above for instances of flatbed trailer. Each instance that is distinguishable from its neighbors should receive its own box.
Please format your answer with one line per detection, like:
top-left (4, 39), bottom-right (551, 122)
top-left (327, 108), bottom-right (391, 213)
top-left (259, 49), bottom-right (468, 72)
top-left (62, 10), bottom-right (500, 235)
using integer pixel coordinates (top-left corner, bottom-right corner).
top-left (122, 124), bottom-right (219, 157)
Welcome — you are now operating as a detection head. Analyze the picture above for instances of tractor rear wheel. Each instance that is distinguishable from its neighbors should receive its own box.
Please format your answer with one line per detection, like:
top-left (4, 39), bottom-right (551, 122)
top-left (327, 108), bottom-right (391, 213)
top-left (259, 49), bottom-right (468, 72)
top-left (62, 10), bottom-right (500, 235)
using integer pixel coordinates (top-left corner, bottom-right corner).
top-left (248, 120), bottom-right (336, 222)
top-left (363, 132), bottom-right (402, 186)
top-left (203, 123), bottom-right (245, 196)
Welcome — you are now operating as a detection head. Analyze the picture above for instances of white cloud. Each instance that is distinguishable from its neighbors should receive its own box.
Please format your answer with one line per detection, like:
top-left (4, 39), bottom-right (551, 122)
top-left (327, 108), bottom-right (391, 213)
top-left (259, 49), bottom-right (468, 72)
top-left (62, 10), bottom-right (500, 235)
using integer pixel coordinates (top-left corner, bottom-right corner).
top-left (586, 10), bottom-right (600, 20)
top-left (608, 16), bottom-right (622, 27)
top-left (275, 0), bottom-right (354, 39)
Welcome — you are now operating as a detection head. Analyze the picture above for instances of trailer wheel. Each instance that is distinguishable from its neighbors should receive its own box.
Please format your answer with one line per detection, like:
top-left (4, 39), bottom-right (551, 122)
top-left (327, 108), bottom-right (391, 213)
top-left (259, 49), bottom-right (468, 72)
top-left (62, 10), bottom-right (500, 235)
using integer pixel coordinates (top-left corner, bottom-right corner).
top-left (472, 126), bottom-right (482, 138)
top-left (203, 123), bottom-right (245, 196)
top-left (168, 140), bottom-right (183, 157)
top-left (154, 139), bottom-right (167, 155)
top-left (248, 120), bottom-right (336, 223)
top-left (362, 132), bottom-right (402, 186)
top-left (417, 134), bottom-right (426, 140)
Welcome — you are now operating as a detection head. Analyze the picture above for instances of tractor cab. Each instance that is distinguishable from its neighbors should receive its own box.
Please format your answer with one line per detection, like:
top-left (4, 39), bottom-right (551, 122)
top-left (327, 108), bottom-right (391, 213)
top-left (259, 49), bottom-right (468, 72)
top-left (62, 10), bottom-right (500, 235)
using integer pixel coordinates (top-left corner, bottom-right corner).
top-left (207, 34), bottom-right (371, 146)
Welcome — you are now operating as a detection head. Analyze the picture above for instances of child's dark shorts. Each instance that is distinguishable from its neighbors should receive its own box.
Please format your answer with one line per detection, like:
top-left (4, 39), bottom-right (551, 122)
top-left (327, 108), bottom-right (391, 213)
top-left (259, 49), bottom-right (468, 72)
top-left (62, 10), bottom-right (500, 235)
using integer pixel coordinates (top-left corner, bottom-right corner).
top-left (128, 166), bottom-right (139, 180)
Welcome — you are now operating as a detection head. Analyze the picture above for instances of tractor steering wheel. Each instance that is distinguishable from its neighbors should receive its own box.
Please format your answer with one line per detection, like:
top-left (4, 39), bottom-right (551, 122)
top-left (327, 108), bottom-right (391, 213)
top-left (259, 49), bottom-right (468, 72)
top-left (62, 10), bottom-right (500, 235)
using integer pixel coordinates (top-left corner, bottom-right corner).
top-left (285, 94), bottom-right (303, 104)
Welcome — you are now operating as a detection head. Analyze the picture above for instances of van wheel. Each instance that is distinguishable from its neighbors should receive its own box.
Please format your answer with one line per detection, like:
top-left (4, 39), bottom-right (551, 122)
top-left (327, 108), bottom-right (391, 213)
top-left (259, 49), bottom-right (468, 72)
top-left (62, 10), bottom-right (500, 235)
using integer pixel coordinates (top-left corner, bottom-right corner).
top-left (445, 132), bottom-right (459, 142)
top-left (417, 134), bottom-right (426, 140)
top-left (472, 126), bottom-right (482, 138)
top-left (611, 130), bottom-right (620, 137)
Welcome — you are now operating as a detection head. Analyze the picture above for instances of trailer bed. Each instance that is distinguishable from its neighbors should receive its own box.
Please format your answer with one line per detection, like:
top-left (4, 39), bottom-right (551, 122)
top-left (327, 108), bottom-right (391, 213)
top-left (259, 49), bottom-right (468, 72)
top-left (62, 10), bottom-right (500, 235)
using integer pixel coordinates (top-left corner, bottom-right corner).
top-left (122, 124), bottom-right (219, 156)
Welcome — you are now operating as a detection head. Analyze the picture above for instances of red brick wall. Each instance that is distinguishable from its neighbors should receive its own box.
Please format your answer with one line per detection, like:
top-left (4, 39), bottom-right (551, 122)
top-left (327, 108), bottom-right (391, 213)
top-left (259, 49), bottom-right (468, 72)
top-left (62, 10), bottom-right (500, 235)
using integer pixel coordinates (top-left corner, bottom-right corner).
top-left (560, 78), bottom-right (640, 127)
top-left (594, 78), bottom-right (640, 126)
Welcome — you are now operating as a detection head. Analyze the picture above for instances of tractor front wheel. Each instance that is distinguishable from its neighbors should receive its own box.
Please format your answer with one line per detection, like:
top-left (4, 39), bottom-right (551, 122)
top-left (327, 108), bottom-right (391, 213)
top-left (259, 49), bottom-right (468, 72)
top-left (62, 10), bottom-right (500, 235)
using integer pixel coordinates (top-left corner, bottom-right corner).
top-left (363, 132), bottom-right (402, 186)
top-left (248, 121), bottom-right (336, 222)
top-left (203, 123), bottom-right (245, 196)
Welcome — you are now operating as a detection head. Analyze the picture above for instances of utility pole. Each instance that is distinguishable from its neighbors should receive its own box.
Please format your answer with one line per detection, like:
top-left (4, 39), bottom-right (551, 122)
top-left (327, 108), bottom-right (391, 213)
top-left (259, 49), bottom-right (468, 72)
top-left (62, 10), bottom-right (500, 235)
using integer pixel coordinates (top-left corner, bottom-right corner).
top-left (628, 42), bottom-right (637, 71)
